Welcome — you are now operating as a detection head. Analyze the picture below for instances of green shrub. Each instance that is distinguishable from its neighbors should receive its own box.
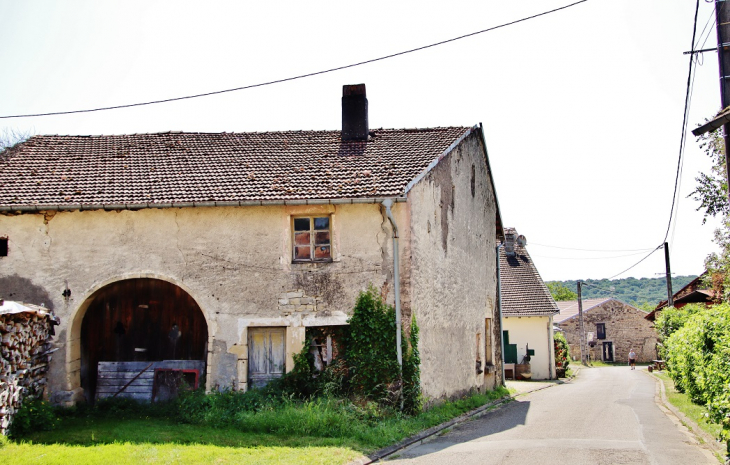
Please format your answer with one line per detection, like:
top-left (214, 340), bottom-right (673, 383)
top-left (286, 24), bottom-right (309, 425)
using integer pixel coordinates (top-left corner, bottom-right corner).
top-left (8, 399), bottom-right (59, 438)
top-left (347, 286), bottom-right (401, 401)
top-left (346, 285), bottom-right (421, 413)
top-left (554, 331), bottom-right (569, 370)
top-left (662, 303), bottom-right (730, 445)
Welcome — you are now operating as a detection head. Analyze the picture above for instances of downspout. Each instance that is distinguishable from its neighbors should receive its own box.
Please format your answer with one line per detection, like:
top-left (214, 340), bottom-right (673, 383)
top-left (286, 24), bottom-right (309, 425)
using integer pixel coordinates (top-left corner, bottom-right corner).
top-left (547, 316), bottom-right (554, 380)
top-left (496, 244), bottom-right (505, 385)
top-left (382, 198), bottom-right (403, 369)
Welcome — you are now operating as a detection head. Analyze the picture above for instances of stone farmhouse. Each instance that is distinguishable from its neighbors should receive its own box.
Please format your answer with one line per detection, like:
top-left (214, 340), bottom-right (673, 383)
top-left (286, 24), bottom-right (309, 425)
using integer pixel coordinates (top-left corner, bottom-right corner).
top-left (0, 85), bottom-right (505, 404)
top-left (499, 228), bottom-right (559, 380)
top-left (556, 298), bottom-right (657, 363)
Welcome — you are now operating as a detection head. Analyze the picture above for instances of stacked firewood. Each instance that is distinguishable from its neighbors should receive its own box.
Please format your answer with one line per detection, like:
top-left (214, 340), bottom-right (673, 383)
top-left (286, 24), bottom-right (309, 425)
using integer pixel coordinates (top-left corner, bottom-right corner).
top-left (0, 304), bottom-right (58, 435)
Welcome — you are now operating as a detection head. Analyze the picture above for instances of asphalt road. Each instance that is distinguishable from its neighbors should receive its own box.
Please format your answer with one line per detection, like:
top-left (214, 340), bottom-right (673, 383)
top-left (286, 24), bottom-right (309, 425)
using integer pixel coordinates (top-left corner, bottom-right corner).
top-left (386, 367), bottom-right (719, 465)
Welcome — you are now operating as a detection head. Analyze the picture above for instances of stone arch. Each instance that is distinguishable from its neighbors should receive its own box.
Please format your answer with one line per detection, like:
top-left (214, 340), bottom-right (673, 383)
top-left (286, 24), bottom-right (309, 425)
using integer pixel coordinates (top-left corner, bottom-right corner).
top-left (66, 274), bottom-right (211, 402)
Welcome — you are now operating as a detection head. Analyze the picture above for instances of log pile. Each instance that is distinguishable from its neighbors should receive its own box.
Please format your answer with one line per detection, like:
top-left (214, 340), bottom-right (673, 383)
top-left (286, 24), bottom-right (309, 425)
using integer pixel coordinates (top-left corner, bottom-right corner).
top-left (0, 300), bottom-right (59, 435)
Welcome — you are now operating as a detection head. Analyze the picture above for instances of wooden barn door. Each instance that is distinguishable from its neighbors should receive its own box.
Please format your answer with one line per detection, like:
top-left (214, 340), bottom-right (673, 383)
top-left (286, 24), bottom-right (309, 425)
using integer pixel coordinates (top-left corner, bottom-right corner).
top-left (80, 278), bottom-right (207, 402)
top-left (247, 328), bottom-right (286, 389)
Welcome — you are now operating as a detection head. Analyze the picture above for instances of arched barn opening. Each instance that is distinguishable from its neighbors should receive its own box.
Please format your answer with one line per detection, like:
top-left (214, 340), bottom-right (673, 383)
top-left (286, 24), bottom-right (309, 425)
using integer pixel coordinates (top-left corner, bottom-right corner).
top-left (80, 278), bottom-right (208, 403)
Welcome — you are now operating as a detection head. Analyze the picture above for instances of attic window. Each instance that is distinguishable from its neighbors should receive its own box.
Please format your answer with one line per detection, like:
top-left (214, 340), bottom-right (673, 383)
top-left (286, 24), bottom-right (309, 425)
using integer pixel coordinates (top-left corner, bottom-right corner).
top-left (292, 216), bottom-right (331, 262)
top-left (0, 238), bottom-right (7, 257)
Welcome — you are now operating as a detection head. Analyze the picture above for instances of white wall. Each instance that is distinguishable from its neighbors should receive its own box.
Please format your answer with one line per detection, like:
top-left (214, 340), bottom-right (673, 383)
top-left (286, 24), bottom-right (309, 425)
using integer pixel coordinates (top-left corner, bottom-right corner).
top-left (503, 315), bottom-right (554, 380)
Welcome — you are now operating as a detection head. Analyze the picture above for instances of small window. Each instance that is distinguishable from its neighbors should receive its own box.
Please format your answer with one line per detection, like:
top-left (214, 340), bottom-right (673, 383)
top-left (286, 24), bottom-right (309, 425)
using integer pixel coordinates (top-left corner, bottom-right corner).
top-left (292, 216), bottom-right (331, 262)
top-left (596, 323), bottom-right (606, 340)
top-left (0, 238), bottom-right (7, 257)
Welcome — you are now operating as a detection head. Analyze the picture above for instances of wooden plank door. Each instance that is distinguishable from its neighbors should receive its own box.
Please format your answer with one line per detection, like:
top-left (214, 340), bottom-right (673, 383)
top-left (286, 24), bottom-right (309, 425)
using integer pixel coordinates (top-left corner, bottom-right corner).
top-left (248, 327), bottom-right (286, 389)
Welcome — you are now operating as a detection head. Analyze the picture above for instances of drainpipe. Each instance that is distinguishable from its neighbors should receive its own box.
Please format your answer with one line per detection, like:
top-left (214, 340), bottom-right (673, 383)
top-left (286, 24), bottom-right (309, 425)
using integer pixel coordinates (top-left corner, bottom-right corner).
top-left (496, 244), bottom-right (505, 385)
top-left (382, 198), bottom-right (402, 369)
top-left (547, 316), bottom-right (554, 380)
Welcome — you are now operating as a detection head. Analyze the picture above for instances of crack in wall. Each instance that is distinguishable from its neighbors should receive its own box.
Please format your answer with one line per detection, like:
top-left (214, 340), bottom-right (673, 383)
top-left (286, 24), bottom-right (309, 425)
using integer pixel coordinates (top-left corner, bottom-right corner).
top-left (173, 210), bottom-right (188, 277)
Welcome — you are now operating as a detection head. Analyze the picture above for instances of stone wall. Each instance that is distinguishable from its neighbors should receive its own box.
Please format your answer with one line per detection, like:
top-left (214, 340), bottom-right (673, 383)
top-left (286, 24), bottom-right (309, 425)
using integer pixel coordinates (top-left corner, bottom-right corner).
top-left (0, 130), bottom-right (501, 403)
top-left (558, 300), bottom-right (658, 363)
top-left (407, 130), bottom-right (501, 400)
top-left (0, 202), bottom-right (396, 399)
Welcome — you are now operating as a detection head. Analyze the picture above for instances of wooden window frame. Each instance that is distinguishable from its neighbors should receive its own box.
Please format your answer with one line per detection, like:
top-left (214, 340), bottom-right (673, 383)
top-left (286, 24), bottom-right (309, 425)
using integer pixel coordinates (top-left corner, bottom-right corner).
top-left (292, 216), bottom-right (332, 263)
top-left (596, 323), bottom-right (606, 340)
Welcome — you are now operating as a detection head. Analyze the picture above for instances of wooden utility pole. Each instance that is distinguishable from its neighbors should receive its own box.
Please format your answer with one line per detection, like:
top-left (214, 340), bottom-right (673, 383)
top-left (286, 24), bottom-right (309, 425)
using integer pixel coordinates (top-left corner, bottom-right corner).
top-left (664, 242), bottom-right (674, 307)
top-left (716, 0), bottom-right (730, 203)
top-left (577, 281), bottom-right (587, 366)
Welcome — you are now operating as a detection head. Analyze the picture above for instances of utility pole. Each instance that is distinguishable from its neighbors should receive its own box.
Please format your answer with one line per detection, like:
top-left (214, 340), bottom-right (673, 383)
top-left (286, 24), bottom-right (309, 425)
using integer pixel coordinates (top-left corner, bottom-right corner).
top-left (577, 281), bottom-right (587, 366)
top-left (664, 242), bottom-right (674, 307)
top-left (716, 0), bottom-right (730, 204)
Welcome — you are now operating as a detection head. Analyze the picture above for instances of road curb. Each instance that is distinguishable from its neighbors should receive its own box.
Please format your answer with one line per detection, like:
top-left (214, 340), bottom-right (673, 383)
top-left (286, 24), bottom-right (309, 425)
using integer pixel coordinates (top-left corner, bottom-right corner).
top-left (646, 370), bottom-right (727, 463)
top-left (349, 372), bottom-right (576, 464)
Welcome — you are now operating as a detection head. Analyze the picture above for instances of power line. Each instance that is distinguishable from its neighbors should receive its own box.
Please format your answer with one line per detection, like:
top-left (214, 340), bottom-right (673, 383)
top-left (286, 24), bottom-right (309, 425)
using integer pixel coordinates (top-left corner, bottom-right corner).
top-left (604, 0), bottom-right (700, 281)
top-left (606, 245), bottom-right (664, 280)
top-left (529, 242), bottom-right (655, 253)
top-left (531, 250), bottom-right (658, 260)
top-left (664, 0), bottom-right (700, 244)
top-left (0, 0), bottom-right (589, 120)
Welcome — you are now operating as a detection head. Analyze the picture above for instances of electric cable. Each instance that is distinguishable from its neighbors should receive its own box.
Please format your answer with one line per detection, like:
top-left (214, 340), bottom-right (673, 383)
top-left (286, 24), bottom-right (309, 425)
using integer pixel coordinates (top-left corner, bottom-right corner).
top-left (0, 0), bottom-right (589, 119)
top-left (529, 242), bottom-right (656, 253)
top-left (664, 0), bottom-right (700, 245)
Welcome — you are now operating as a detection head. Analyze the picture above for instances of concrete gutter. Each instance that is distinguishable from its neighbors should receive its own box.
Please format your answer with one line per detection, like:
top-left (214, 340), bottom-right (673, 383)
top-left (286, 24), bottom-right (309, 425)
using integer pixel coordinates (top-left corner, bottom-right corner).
top-left (647, 370), bottom-right (727, 462)
top-left (349, 371), bottom-right (579, 464)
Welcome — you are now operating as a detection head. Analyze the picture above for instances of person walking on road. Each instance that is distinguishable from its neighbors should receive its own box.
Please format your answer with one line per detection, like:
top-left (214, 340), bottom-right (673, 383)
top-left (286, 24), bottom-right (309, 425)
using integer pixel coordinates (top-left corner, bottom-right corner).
top-left (629, 348), bottom-right (637, 370)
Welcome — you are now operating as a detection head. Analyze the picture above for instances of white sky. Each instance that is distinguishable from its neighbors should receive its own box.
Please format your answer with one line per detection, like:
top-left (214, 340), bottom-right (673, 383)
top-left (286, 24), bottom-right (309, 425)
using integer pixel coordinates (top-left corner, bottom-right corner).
top-left (0, 0), bottom-right (723, 282)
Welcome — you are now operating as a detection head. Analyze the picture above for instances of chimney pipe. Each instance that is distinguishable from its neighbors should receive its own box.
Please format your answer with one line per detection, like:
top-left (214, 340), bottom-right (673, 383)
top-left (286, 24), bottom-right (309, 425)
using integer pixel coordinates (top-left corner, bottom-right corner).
top-left (342, 84), bottom-right (368, 141)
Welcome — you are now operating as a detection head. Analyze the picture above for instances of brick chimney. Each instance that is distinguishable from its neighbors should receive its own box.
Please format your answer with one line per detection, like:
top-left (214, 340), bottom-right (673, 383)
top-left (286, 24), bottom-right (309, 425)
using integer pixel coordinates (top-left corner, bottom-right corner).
top-left (342, 84), bottom-right (368, 141)
top-left (504, 227), bottom-right (517, 256)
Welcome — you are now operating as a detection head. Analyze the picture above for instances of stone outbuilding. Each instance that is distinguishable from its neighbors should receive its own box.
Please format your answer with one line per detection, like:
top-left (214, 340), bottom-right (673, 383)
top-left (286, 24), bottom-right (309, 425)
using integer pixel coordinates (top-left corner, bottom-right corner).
top-left (556, 298), bottom-right (657, 363)
top-left (645, 271), bottom-right (716, 322)
top-left (0, 84), bottom-right (505, 404)
top-left (499, 228), bottom-right (559, 380)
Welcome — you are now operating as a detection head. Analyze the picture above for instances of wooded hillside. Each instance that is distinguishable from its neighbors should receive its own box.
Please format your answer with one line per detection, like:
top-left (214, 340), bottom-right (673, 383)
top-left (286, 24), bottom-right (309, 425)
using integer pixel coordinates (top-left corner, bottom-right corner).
top-left (545, 275), bottom-right (697, 310)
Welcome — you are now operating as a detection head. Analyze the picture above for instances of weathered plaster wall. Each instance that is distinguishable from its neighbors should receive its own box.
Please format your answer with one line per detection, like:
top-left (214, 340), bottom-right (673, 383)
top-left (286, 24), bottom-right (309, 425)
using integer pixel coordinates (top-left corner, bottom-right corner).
top-left (406, 131), bottom-right (500, 400)
top-left (0, 202), bottom-right (394, 398)
top-left (503, 316), bottom-right (554, 380)
top-left (558, 300), bottom-right (658, 363)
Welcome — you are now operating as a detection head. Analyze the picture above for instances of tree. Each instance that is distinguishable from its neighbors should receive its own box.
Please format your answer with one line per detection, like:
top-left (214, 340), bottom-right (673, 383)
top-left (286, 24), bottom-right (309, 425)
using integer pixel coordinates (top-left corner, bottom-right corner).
top-left (690, 128), bottom-right (730, 301)
top-left (0, 127), bottom-right (32, 161)
top-left (689, 128), bottom-right (728, 222)
top-left (546, 282), bottom-right (577, 301)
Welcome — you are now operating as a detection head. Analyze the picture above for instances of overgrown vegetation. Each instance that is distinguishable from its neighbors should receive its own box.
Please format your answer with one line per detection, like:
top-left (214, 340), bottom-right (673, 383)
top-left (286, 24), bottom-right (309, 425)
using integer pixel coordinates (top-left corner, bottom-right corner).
top-left (546, 275), bottom-right (697, 309)
top-left (553, 331), bottom-right (569, 373)
top-left (5, 286), bottom-right (503, 463)
top-left (657, 303), bottom-right (730, 454)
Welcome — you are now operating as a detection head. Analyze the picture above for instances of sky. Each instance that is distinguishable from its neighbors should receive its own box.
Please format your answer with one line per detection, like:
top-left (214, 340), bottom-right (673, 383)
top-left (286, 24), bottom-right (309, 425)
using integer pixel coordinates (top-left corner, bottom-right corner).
top-left (0, 0), bottom-right (724, 282)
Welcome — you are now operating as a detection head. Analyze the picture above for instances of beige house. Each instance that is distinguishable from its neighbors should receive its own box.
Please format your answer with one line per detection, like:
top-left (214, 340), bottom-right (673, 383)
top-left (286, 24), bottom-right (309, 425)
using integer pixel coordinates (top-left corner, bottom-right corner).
top-left (499, 228), bottom-right (558, 380)
top-left (556, 298), bottom-right (657, 363)
top-left (0, 85), bottom-right (505, 404)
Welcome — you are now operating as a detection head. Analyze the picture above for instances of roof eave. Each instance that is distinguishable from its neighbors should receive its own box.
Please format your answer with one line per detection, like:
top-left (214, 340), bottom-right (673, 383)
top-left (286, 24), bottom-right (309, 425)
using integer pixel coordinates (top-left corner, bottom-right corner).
top-left (0, 196), bottom-right (408, 213)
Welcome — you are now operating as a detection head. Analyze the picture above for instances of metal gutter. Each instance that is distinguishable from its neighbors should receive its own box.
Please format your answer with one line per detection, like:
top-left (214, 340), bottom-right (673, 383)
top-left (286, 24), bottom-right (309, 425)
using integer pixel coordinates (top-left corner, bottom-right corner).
top-left (0, 197), bottom-right (407, 213)
top-left (381, 198), bottom-right (402, 369)
top-left (496, 243), bottom-right (505, 385)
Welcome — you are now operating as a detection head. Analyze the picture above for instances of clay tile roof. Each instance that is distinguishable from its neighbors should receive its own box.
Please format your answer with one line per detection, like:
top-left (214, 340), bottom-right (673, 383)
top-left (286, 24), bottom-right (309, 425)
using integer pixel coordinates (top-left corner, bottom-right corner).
top-left (499, 244), bottom-right (560, 317)
top-left (0, 127), bottom-right (472, 209)
top-left (554, 298), bottom-right (613, 323)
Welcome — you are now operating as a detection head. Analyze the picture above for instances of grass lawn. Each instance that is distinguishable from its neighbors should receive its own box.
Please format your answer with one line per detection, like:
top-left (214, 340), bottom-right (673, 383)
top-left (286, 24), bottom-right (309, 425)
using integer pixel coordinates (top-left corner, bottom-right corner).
top-left (652, 372), bottom-right (723, 442)
top-left (0, 388), bottom-right (509, 464)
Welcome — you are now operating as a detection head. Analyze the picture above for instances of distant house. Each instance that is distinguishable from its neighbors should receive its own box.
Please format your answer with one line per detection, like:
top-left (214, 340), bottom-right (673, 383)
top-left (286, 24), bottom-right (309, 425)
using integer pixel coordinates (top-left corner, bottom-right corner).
top-left (499, 228), bottom-right (559, 380)
top-left (645, 272), bottom-right (716, 322)
top-left (556, 298), bottom-right (657, 363)
top-left (0, 84), bottom-right (505, 404)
